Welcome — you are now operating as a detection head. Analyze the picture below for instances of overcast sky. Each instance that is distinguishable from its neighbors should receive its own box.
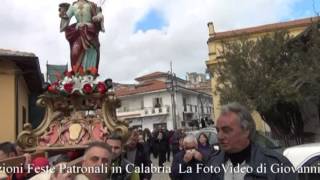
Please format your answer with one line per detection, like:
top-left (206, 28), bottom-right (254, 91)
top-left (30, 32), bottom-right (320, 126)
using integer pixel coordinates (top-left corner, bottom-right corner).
top-left (0, 0), bottom-right (316, 83)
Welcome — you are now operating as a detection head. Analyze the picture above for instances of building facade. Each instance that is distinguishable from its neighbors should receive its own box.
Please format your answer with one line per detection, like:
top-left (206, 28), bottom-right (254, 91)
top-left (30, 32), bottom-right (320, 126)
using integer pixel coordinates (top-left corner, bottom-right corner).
top-left (205, 17), bottom-right (319, 136)
top-left (186, 72), bottom-right (212, 95)
top-left (115, 72), bottom-right (213, 131)
top-left (0, 49), bottom-right (43, 142)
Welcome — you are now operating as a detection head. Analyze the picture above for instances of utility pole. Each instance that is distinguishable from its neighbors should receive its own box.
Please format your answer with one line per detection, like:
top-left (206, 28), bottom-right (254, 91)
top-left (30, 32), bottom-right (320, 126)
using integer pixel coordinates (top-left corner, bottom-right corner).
top-left (168, 61), bottom-right (177, 129)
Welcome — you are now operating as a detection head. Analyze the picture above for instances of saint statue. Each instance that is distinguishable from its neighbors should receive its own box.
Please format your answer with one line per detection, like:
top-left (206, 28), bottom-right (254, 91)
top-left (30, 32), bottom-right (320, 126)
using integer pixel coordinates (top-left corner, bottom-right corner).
top-left (59, 0), bottom-right (105, 73)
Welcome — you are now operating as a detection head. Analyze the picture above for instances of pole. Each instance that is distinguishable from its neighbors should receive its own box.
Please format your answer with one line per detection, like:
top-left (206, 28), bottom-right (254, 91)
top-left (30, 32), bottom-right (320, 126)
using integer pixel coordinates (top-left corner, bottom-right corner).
top-left (169, 61), bottom-right (177, 129)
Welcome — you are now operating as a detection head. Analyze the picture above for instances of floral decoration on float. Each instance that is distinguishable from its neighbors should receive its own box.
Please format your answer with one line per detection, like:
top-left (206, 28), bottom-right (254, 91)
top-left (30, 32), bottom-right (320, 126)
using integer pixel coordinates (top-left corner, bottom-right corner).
top-left (45, 67), bottom-right (112, 96)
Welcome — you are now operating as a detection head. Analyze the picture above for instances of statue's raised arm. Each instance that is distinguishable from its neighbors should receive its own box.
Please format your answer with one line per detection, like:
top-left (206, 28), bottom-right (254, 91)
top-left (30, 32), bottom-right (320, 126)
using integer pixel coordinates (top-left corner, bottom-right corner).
top-left (58, 0), bottom-right (105, 73)
top-left (59, 3), bottom-right (71, 32)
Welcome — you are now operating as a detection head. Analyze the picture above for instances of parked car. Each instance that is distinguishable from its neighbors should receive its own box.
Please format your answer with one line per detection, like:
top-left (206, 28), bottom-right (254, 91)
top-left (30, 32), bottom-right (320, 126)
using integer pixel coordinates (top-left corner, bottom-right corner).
top-left (186, 127), bottom-right (218, 145)
top-left (283, 143), bottom-right (320, 180)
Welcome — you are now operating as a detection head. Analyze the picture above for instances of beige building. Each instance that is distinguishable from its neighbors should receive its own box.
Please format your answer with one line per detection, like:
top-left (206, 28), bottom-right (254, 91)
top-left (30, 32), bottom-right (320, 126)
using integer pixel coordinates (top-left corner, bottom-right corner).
top-left (205, 17), bottom-right (318, 134)
top-left (0, 49), bottom-right (43, 142)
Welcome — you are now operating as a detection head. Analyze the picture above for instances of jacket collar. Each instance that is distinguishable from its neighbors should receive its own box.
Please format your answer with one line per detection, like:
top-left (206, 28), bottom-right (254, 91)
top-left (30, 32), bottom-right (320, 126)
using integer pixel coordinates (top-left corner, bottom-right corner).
top-left (212, 143), bottom-right (268, 178)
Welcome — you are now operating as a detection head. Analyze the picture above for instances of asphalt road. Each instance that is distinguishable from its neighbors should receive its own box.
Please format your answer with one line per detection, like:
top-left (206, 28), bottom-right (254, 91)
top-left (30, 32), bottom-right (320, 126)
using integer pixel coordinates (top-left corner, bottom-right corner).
top-left (150, 155), bottom-right (171, 180)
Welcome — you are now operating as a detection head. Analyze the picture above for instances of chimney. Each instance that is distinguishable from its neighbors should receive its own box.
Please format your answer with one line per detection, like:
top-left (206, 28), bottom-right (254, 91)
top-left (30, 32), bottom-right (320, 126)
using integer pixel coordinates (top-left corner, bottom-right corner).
top-left (207, 22), bottom-right (215, 38)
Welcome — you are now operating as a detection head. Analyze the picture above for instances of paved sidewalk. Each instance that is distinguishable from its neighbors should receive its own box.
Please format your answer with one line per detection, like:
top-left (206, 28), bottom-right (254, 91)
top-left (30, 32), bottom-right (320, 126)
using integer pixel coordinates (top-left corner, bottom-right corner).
top-left (150, 155), bottom-right (171, 180)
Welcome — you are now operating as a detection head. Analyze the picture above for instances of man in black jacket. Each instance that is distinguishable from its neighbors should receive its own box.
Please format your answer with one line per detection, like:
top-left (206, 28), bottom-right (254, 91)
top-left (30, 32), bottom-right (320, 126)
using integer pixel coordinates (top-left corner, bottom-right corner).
top-left (124, 129), bottom-right (152, 180)
top-left (205, 102), bottom-right (297, 180)
top-left (107, 133), bottom-right (139, 180)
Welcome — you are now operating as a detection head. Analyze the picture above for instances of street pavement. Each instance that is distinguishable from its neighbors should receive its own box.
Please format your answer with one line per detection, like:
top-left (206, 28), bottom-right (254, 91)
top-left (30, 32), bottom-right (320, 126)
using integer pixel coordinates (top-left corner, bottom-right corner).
top-left (150, 155), bottom-right (171, 180)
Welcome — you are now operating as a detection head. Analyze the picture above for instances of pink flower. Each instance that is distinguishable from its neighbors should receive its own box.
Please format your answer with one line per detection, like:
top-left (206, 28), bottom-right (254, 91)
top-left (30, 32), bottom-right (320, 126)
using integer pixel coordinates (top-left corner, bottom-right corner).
top-left (83, 83), bottom-right (93, 94)
top-left (97, 82), bottom-right (107, 94)
top-left (64, 83), bottom-right (73, 94)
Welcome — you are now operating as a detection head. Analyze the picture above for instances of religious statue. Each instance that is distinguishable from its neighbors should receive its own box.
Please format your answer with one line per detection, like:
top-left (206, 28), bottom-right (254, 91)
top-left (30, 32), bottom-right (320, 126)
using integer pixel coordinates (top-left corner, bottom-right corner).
top-left (59, 0), bottom-right (105, 73)
top-left (16, 1), bottom-right (129, 150)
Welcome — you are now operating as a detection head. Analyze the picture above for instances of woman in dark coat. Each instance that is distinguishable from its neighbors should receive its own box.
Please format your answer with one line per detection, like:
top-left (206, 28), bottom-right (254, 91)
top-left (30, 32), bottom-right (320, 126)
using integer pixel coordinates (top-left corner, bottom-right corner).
top-left (156, 131), bottom-right (168, 166)
top-left (142, 128), bottom-right (152, 159)
top-left (151, 129), bottom-right (159, 158)
top-left (197, 132), bottom-right (211, 160)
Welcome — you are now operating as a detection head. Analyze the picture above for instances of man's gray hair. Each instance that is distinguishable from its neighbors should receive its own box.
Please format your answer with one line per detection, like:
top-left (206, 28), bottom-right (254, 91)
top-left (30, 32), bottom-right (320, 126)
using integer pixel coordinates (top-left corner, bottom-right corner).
top-left (84, 141), bottom-right (112, 160)
top-left (183, 135), bottom-right (198, 145)
top-left (220, 102), bottom-right (256, 140)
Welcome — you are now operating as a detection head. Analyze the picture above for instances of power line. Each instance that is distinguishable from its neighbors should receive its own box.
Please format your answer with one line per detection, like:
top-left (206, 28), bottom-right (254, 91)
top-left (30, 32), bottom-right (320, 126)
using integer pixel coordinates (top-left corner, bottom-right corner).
top-left (312, 0), bottom-right (320, 16)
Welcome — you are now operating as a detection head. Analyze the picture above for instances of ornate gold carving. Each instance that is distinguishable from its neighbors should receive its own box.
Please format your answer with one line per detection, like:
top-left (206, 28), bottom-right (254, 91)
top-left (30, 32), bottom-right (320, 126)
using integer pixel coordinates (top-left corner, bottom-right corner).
top-left (17, 92), bottom-right (128, 149)
top-left (102, 94), bottom-right (129, 141)
top-left (16, 123), bottom-right (36, 149)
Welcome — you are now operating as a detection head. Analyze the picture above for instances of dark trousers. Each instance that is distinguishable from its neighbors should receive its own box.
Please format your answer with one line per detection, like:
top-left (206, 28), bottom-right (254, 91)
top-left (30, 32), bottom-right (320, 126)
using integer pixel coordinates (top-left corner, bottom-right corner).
top-left (172, 149), bottom-right (179, 158)
top-left (166, 148), bottom-right (171, 161)
top-left (158, 152), bottom-right (166, 166)
top-left (153, 151), bottom-right (158, 158)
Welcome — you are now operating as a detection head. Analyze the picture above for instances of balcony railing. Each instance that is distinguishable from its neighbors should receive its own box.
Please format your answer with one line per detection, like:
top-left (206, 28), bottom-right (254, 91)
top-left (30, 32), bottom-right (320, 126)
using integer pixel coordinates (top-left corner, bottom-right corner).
top-left (116, 105), bottom-right (170, 118)
top-left (144, 106), bottom-right (170, 116)
top-left (183, 104), bottom-right (195, 113)
top-left (117, 107), bottom-right (143, 113)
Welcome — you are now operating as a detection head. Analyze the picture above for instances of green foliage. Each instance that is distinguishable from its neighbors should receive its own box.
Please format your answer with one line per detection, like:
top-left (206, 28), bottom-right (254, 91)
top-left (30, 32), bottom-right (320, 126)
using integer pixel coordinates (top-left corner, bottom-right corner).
top-left (216, 24), bottom-right (320, 142)
top-left (217, 31), bottom-right (293, 109)
top-left (286, 24), bottom-right (320, 103)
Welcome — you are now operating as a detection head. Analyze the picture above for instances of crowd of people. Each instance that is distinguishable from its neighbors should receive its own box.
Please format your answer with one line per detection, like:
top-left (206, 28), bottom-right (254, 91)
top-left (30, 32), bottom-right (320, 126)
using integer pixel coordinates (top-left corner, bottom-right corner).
top-left (0, 102), bottom-right (298, 180)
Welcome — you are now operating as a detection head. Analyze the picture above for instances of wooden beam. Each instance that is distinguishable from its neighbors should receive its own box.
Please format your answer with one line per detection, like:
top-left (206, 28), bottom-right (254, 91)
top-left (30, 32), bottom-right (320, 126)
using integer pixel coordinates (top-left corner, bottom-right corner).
top-left (0, 151), bottom-right (46, 168)
top-left (24, 145), bottom-right (88, 153)
top-left (66, 156), bottom-right (83, 167)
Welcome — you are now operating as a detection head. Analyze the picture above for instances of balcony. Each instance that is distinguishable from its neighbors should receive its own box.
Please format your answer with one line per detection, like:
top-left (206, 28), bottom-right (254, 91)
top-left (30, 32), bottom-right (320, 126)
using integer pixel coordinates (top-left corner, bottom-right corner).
top-left (116, 106), bottom-right (170, 119)
top-left (183, 104), bottom-right (195, 114)
top-left (143, 106), bottom-right (170, 117)
top-left (116, 108), bottom-right (144, 119)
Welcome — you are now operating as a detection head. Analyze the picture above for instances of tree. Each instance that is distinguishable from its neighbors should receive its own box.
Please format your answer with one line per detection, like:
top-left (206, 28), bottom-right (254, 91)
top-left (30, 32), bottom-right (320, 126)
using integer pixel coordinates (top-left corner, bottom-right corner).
top-left (216, 25), bottom-right (320, 145)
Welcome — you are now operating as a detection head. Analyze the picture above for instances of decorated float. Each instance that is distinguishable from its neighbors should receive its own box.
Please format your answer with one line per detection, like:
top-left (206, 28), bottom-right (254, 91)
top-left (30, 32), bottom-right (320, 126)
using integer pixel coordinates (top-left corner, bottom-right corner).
top-left (16, 0), bottom-right (128, 151)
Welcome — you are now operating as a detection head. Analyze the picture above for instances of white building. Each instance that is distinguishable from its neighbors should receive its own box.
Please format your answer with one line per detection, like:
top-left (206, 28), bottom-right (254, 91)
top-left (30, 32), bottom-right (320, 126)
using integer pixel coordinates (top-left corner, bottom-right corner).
top-left (115, 72), bottom-right (213, 131)
top-left (186, 72), bottom-right (212, 95)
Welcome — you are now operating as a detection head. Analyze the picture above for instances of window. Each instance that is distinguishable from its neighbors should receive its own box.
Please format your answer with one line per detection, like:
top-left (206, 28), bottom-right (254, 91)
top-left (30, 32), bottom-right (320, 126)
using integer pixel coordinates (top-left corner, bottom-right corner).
top-left (123, 106), bottom-right (128, 112)
top-left (131, 125), bottom-right (142, 130)
top-left (153, 123), bottom-right (167, 130)
top-left (141, 99), bottom-right (144, 109)
top-left (183, 97), bottom-right (187, 111)
top-left (153, 97), bottom-right (162, 108)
